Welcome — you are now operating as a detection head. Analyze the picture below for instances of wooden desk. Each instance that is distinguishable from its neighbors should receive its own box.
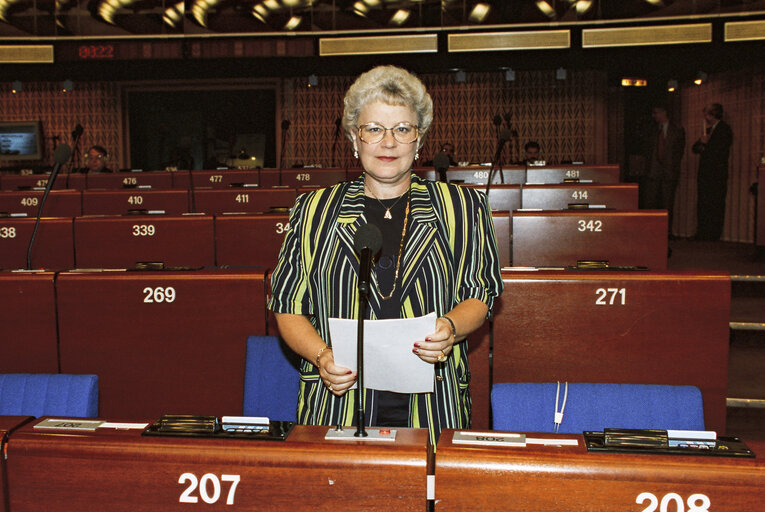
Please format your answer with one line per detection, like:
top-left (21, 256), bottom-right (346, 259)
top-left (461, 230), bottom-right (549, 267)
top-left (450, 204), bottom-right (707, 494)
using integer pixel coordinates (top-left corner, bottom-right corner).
top-left (512, 210), bottom-right (668, 270)
top-left (0, 273), bottom-right (59, 373)
top-left (492, 212), bottom-right (511, 269)
top-left (420, 166), bottom-right (526, 185)
top-left (86, 171), bottom-right (174, 190)
top-left (215, 213), bottom-right (289, 269)
top-left (0, 174), bottom-right (66, 191)
top-left (0, 217), bottom-right (74, 270)
top-left (462, 184), bottom-right (521, 212)
top-left (57, 270), bottom-right (268, 418)
top-left (74, 215), bottom-right (215, 269)
top-left (521, 183), bottom-right (638, 210)
top-left (435, 430), bottom-right (764, 511)
top-left (6, 422), bottom-right (429, 511)
top-left (173, 170), bottom-right (260, 189)
top-left (192, 188), bottom-right (297, 215)
top-left (63, 173), bottom-right (87, 190)
top-left (264, 168), bottom-right (347, 188)
top-left (0, 190), bottom-right (81, 217)
top-left (0, 416), bottom-right (33, 512)
top-left (491, 270), bottom-right (730, 432)
top-left (82, 190), bottom-right (189, 216)
top-left (525, 164), bottom-right (621, 184)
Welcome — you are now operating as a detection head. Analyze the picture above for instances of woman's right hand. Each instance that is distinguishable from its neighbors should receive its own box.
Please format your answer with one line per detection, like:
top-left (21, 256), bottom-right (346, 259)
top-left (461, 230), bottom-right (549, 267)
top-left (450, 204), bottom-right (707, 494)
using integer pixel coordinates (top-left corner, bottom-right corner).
top-left (317, 349), bottom-right (356, 396)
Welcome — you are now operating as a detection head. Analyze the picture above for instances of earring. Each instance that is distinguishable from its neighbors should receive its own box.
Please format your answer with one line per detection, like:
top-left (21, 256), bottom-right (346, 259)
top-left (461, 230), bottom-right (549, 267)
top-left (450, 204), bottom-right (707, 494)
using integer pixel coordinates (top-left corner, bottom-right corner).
top-left (353, 148), bottom-right (359, 159)
top-left (414, 150), bottom-right (419, 161)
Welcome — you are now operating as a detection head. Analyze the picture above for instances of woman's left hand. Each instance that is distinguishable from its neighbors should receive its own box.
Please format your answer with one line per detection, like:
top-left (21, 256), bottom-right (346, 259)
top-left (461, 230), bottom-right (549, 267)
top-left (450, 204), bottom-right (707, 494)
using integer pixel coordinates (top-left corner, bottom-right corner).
top-left (413, 317), bottom-right (455, 364)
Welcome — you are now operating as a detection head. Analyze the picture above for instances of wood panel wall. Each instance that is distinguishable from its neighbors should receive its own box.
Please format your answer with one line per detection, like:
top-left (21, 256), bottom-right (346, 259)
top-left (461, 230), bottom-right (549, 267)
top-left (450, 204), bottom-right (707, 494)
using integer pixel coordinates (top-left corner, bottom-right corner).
top-left (1, 66), bottom-right (763, 242)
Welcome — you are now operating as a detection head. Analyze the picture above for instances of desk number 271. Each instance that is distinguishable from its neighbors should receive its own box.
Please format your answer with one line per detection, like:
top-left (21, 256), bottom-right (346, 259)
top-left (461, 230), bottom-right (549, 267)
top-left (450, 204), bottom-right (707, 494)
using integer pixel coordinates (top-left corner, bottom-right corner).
top-left (595, 287), bottom-right (626, 305)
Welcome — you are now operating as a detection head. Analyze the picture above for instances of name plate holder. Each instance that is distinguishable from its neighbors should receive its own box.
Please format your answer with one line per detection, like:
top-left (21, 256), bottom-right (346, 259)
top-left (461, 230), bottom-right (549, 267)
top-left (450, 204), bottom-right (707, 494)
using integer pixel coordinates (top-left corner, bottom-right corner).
top-left (584, 430), bottom-right (755, 458)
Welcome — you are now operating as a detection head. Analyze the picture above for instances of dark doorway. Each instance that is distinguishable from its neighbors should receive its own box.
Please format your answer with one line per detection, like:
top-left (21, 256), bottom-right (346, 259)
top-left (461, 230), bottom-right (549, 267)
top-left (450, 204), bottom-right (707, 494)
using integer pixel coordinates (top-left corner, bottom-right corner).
top-left (128, 88), bottom-right (276, 171)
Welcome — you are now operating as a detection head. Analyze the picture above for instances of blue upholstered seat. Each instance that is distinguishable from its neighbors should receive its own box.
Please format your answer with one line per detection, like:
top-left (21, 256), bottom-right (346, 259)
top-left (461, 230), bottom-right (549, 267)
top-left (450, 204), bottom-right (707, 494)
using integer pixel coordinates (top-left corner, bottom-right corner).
top-left (0, 373), bottom-right (99, 417)
top-left (491, 382), bottom-right (705, 433)
top-left (242, 335), bottom-right (301, 422)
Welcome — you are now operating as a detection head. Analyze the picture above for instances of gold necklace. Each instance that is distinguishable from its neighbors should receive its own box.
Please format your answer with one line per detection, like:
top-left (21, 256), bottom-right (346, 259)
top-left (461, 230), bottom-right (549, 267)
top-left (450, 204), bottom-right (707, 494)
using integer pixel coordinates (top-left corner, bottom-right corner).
top-left (378, 196), bottom-right (409, 301)
top-left (367, 187), bottom-right (409, 220)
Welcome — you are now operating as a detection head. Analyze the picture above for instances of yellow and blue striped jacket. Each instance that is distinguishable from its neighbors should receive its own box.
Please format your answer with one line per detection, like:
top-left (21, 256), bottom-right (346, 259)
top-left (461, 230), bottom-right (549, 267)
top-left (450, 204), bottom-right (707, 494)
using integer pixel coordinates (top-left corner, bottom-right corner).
top-left (268, 173), bottom-right (504, 444)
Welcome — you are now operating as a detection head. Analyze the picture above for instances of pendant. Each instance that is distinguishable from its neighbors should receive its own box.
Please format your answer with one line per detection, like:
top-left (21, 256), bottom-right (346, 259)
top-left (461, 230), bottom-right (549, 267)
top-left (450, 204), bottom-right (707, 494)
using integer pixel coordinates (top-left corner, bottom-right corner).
top-left (384, 209), bottom-right (392, 220)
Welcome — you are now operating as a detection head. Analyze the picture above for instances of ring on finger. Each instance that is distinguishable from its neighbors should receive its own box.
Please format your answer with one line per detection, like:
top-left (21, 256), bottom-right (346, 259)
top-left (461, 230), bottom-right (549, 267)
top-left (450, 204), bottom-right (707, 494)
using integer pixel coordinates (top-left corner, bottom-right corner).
top-left (328, 384), bottom-right (334, 391)
top-left (436, 350), bottom-right (447, 363)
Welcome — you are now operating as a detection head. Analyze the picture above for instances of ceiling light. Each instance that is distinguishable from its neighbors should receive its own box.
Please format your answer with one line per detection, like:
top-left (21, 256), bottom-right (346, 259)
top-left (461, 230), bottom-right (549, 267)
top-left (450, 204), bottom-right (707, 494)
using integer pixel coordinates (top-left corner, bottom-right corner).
top-left (469, 3), bottom-right (490, 23)
top-left (504, 68), bottom-right (515, 82)
top-left (283, 0), bottom-right (302, 6)
top-left (556, 67), bottom-right (567, 80)
top-left (455, 69), bottom-right (466, 83)
top-left (307, 74), bottom-right (318, 87)
top-left (263, 0), bottom-right (279, 10)
top-left (694, 71), bottom-right (708, 85)
top-left (535, 0), bottom-right (556, 19)
top-left (353, 2), bottom-right (368, 16)
top-left (667, 79), bottom-right (678, 92)
top-left (284, 16), bottom-right (302, 30)
top-left (644, 0), bottom-right (664, 5)
top-left (62, 79), bottom-right (74, 93)
top-left (390, 9), bottom-right (410, 26)
top-left (621, 78), bottom-right (647, 87)
top-left (11, 80), bottom-right (22, 93)
top-left (575, 0), bottom-right (593, 14)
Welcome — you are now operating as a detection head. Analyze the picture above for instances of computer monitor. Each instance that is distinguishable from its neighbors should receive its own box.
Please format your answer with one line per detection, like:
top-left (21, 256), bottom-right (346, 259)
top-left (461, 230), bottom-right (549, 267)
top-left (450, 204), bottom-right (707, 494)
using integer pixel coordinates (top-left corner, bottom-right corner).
top-left (0, 121), bottom-right (43, 161)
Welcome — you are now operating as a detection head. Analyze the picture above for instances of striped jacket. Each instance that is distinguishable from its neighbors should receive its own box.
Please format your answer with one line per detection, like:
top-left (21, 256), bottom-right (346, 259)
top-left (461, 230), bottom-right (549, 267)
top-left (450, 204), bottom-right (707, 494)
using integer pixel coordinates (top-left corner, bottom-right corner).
top-left (268, 173), bottom-right (503, 444)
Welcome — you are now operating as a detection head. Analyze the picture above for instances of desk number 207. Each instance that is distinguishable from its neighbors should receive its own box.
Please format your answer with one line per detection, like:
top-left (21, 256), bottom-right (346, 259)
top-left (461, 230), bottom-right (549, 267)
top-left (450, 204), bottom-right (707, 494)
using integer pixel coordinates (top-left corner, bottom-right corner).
top-left (179, 473), bottom-right (240, 505)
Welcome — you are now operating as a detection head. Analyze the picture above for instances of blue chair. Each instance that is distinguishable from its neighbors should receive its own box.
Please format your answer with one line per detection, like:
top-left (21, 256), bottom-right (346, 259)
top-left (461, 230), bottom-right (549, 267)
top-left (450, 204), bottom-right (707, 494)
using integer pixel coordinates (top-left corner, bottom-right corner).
top-left (491, 382), bottom-right (705, 433)
top-left (0, 374), bottom-right (99, 417)
top-left (242, 335), bottom-right (301, 422)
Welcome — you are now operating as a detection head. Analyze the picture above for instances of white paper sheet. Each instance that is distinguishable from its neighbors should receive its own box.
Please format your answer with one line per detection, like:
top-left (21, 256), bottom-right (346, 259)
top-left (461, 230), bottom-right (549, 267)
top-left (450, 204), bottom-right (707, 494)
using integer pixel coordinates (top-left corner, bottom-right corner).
top-left (328, 312), bottom-right (437, 394)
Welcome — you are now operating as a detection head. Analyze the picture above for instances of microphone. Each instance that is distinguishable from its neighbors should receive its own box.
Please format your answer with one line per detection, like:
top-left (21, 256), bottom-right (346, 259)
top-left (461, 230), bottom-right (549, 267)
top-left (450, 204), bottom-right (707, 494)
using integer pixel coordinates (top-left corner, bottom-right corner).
top-left (433, 151), bottom-right (450, 183)
top-left (26, 144), bottom-right (72, 269)
top-left (353, 223), bottom-right (382, 297)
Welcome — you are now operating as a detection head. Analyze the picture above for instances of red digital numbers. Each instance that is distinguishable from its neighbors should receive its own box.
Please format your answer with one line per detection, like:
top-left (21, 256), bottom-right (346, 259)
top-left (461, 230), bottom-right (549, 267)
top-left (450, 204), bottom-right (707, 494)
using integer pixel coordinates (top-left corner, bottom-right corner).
top-left (78, 44), bottom-right (115, 59)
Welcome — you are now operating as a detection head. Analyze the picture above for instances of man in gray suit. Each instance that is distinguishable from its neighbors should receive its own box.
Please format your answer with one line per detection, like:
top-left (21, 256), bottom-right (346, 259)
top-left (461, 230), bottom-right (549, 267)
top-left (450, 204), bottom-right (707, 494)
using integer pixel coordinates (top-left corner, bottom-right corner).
top-left (645, 105), bottom-right (685, 236)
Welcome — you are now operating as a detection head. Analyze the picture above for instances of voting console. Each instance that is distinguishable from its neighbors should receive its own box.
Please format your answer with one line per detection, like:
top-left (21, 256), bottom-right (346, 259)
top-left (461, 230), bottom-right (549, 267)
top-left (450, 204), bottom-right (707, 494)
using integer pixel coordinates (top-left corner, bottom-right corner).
top-left (192, 188), bottom-right (297, 215)
top-left (5, 422), bottom-right (429, 512)
top-left (435, 430), bottom-right (764, 511)
top-left (56, 270), bottom-right (268, 418)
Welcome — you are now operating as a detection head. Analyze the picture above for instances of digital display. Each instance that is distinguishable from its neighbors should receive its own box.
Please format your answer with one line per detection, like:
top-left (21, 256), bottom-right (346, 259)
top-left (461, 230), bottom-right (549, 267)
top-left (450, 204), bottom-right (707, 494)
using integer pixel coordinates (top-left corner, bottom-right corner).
top-left (78, 44), bottom-right (116, 59)
top-left (0, 121), bottom-right (43, 161)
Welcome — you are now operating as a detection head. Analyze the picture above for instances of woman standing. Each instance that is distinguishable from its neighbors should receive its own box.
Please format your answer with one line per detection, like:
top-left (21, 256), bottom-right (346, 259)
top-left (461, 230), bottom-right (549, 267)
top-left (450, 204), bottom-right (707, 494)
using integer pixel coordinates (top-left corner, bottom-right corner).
top-left (269, 65), bottom-right (503, 443)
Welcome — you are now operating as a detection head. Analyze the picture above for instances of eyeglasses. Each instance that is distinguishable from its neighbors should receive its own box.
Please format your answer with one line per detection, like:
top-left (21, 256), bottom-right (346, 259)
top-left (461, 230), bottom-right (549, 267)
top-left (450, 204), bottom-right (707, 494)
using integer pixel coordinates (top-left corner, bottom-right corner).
top-left (357, 122), bottom-right (419, 145)
top-left (85, 154), bottom-right (105, 161)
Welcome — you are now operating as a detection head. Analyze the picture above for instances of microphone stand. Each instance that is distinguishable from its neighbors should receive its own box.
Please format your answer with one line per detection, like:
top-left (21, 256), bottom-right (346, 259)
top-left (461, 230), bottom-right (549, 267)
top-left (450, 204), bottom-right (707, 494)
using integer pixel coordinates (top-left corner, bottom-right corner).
top-left (67, 125), bottom-right (83, 173)
top-left (355, 272), bottom-right (369, 438)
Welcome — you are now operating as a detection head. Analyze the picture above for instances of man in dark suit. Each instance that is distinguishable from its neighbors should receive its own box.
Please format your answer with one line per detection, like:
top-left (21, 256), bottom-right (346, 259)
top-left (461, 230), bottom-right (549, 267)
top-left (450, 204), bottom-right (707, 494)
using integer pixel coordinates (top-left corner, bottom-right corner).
top-left (645, 105), bottom-right (685, 236)
top-left (692, 103), bottom-right (733, 241)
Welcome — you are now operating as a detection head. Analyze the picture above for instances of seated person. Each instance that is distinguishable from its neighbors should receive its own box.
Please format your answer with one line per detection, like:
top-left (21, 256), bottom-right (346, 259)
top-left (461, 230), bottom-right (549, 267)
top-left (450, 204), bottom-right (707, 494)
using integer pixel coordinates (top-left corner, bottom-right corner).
top-left (81, 145), bottom-right (113, 173)
top-left (423, 142), bottom-right (458, 167)
top-left (521, 141), bottom-right (542, 165)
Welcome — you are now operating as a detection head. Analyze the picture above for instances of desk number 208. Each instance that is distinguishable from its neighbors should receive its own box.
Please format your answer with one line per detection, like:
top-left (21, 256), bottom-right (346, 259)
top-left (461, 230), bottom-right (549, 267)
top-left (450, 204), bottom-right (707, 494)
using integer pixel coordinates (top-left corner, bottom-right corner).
top-left (637, 492), bottom-right (710, 512)
top-left (179, 473), bottom-right (240, 505)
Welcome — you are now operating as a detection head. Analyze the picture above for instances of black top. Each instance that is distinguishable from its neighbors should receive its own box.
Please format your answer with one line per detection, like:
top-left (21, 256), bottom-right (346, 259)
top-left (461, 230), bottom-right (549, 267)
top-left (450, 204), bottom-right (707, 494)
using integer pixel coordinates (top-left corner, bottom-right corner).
top-left (364, 191), bottom-right (410, 427)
